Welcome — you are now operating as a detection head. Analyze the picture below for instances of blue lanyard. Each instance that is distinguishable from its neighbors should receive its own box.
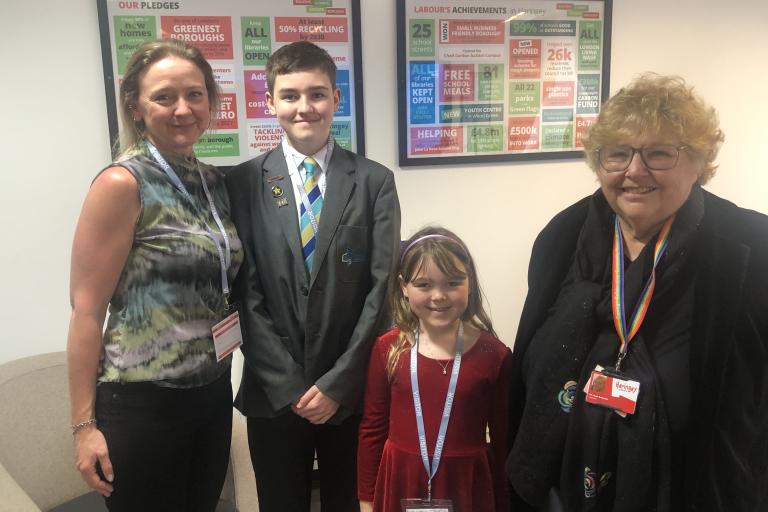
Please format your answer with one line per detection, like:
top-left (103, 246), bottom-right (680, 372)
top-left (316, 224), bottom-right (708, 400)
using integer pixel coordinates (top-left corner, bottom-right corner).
top-left (409, 323), bottom-right (463, 502)
top-left (145, 141), bottom-right (232, 301)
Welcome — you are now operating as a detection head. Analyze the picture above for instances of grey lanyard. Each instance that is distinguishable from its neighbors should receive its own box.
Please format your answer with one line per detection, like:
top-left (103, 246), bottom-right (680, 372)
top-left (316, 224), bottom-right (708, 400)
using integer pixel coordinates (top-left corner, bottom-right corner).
top-left (146, 141), bottom-right (232, 301)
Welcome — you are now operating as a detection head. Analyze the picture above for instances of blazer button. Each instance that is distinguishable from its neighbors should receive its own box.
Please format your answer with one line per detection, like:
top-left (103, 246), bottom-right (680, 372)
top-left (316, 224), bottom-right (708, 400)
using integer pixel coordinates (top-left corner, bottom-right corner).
top-left (300, 286), bottom-right (309, 296)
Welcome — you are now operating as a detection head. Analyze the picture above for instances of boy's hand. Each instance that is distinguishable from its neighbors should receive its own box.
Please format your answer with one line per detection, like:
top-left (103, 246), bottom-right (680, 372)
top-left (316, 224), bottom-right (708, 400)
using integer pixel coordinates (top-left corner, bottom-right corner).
top-left (292, 385), bottom-right (339, 424)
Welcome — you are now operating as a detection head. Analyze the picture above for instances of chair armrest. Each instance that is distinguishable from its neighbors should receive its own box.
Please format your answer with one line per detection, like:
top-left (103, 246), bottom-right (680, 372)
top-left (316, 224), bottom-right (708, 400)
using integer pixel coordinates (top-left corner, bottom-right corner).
top-left (0, 461), bottom-right (42, 512)
top-left (230, 413), bottom-right (259, 511)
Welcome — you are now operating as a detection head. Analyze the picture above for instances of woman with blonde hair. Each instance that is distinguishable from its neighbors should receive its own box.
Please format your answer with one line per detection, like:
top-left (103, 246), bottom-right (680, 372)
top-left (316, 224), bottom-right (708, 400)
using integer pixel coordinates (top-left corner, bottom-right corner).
top-left (507, 74), bottom-right (768, 511)
top-left (67, 39), bottom-right (242, 511)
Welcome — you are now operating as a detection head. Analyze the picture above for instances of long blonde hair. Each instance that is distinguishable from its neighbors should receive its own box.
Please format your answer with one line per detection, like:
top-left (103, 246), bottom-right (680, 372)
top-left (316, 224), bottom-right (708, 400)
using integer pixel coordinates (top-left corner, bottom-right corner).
top-left (386, 226), bottom-right (494, 379)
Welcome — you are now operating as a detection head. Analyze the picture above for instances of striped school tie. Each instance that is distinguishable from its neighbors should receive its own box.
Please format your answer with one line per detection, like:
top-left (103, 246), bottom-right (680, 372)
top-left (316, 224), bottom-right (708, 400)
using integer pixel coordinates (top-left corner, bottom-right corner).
top-left (300, 156), bottom-right (323, 271)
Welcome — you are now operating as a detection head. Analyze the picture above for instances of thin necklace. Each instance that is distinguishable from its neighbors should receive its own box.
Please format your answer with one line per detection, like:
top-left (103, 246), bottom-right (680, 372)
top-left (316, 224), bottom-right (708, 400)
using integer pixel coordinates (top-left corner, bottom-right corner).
top-left (422, 324), bottom-right (460, 375)
top-left (434, 358), bottom-right (450, 375)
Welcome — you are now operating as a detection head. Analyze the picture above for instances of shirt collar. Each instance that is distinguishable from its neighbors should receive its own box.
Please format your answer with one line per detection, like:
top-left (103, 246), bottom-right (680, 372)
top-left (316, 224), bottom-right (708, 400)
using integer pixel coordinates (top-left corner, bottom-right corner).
top-left (281, 136), bottom-right (334, 175)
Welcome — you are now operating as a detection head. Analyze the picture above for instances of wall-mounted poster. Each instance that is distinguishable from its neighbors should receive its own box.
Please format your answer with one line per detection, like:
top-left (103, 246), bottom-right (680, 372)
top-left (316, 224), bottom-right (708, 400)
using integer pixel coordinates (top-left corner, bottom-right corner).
top-left (397, 0), bottom-right (612, 166)
top-left (97, 0), bottom-right (364, 167)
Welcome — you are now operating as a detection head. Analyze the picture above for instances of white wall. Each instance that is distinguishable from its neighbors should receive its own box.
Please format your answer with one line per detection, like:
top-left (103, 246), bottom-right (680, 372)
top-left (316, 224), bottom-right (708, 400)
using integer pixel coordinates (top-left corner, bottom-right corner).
top-left (0, 0), bottom-right (766, 364)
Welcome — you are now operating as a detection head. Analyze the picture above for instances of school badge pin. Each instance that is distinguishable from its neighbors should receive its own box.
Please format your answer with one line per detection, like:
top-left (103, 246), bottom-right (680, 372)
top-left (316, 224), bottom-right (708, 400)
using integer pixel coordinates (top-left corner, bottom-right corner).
top-left (271, 185), bottom-right (284, 198)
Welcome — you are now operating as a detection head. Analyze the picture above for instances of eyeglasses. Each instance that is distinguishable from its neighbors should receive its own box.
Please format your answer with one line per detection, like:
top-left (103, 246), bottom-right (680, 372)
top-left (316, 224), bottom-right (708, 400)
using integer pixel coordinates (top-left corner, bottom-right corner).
top-left (597, 144), bottom-right (688, 173)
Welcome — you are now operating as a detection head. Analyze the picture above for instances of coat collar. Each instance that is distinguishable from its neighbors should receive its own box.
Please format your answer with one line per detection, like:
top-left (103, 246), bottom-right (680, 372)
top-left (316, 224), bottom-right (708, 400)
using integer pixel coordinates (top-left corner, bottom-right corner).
top-left (262, 145), bottom-right (304, 269)
top-left (684, 191), bottom-right (751, 488)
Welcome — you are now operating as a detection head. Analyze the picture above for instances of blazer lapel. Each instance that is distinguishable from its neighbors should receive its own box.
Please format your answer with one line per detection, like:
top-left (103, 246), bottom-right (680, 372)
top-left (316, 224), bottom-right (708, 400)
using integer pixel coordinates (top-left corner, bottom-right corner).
top-left (311, 144), bottom-right (355, 286)
top-left (262, 147), bottom-right (305, 267)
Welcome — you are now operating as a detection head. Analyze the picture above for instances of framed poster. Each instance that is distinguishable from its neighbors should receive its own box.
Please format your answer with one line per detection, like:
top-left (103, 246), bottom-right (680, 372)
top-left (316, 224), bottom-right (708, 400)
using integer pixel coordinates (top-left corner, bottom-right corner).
top-left (397, 0), bottom-right (612, 166)
top-left (97, 0), bottom-right (365, 166)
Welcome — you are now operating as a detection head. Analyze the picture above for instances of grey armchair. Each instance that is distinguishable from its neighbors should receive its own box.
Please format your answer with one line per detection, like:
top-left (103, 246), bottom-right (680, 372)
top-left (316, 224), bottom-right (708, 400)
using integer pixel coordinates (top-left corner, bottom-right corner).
top-left (0, 352), bottom-right (258, 511)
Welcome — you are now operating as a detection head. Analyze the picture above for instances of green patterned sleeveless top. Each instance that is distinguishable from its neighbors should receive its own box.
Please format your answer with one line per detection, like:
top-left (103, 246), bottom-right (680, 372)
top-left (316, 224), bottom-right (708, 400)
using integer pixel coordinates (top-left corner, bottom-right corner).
top-left (99, 149), bottom-right (243, 388)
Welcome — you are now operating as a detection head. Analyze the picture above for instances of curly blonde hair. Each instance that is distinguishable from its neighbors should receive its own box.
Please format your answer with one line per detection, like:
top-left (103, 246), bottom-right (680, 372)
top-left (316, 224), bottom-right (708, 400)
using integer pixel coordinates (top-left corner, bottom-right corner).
top-left (582, 73), bottom-right (724, 184)
top-left (385, 226), bottom-right (494, 379)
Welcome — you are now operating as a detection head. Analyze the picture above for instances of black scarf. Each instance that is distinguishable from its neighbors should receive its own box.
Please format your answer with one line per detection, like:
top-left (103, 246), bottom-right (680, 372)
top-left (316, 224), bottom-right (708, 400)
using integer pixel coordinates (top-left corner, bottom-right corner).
top-left (508, 187), bottom-right (703, 511)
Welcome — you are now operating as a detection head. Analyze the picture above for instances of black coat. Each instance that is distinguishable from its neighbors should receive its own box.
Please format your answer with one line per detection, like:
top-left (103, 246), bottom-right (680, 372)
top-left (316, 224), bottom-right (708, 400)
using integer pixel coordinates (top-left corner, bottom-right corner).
top-left (507, 189), bottom-right (768, 511)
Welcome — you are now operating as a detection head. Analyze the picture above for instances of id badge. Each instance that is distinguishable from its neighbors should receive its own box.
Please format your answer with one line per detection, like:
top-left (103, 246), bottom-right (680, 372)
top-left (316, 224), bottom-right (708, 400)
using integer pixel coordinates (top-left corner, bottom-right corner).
top-left (211, 306), bottom-right (243, 361)
top-left (584, 365), bottom-right (640, 415)
top-left (400, 498), bottom-right (453, 512)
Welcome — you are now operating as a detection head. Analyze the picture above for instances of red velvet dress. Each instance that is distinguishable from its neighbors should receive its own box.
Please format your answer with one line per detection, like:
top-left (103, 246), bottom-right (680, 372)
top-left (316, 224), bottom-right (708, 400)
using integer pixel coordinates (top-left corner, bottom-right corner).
top-left (358, 328), bottom-right (512, 512)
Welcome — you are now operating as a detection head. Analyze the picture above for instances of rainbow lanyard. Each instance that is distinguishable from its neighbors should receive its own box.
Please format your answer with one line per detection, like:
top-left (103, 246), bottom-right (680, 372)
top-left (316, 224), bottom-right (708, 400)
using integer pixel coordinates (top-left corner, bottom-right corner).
top-left (611, 215), bottom-right (674, 372)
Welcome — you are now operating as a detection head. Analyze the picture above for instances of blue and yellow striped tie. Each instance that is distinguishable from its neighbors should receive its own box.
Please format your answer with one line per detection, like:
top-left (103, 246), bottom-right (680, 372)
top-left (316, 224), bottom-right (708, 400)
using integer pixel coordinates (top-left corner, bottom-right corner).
top-left (300, 156), bottom-right (323, 271)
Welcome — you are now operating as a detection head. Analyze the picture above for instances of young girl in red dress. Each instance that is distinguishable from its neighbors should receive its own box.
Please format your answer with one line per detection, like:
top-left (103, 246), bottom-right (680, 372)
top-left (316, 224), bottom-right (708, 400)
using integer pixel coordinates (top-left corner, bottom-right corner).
top-left (358, 226), bottom-right (511, 512)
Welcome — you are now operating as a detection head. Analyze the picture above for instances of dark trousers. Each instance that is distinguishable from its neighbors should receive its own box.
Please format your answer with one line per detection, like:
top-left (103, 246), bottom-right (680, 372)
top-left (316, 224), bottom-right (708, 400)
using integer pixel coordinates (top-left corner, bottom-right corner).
top-left (95, 371), bottom-right (233, 512)
top-left (247, 412), bottom-right (360, 512)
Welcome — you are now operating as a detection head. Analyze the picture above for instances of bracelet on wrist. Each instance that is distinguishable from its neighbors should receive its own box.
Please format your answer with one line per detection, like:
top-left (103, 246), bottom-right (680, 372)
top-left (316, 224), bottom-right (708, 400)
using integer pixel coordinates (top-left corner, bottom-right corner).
top-left (71, 418), bottom-right (97, 435)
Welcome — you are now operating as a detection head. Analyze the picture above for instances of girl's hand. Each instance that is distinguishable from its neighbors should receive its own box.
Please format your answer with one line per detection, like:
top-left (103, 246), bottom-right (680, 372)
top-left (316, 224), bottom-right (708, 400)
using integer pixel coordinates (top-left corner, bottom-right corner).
top-left (359, 500), bottom-right (374, 512)
top-left (74, 426), bottom-right (114, 497)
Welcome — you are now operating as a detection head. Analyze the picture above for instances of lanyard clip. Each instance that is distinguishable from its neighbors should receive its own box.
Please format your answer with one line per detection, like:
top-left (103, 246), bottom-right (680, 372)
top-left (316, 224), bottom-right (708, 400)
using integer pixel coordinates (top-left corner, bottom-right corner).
top-left (614, 350), bottom-right (627, 374)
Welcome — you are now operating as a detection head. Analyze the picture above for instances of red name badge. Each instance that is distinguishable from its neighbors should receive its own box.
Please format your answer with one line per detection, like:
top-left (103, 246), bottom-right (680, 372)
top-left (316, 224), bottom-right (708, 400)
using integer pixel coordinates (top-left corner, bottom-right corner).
top-left (584, 367), bottom-right (640, 415)
top-left (211, 310), bottom-right (243, 362)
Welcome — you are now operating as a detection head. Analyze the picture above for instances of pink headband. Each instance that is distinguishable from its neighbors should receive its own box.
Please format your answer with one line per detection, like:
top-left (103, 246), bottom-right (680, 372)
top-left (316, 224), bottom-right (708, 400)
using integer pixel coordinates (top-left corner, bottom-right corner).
top-left (400, 234), bottom-right (467, 263)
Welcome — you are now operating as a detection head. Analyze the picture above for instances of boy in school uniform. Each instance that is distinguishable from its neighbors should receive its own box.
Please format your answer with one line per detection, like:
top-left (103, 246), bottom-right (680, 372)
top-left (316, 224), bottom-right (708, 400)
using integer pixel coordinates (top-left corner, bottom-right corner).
top-left (226, 41), bottom-right (401, 511)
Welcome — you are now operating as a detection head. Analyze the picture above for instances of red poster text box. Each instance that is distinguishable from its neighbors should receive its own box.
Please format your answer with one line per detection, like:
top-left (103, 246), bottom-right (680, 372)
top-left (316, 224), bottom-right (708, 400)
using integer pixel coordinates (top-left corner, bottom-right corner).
top-left (161, 16), bottom-right (233, 60)
top-left (244, 71), bottom-right (271, 119)
top-left (557, 3), bottom-right (574, 9)
top-left (543, 81), bottom-right (575, 106)
top-left (439, 64), bottom-right (474, 102)
top-left (274, 17), bottom-right (348, 43)
top-left (508, 117), bottom-right (540, 151)
top-left (438, 19), bottom-right (504, 44)
top-left (575, 115), bottom-right (597, 148)
top-left (410, 127), bottom-right (463, 155)
top-left (583, 12), bottom-right (600, 19)
top-left (509, 39), bottom-right (542, 79)
top-left (249, 125), bottom-right (284, 154)
top-left (293, 0), bottom-right (312, 4)
top-left (214, 93), bottom-right (238, 130)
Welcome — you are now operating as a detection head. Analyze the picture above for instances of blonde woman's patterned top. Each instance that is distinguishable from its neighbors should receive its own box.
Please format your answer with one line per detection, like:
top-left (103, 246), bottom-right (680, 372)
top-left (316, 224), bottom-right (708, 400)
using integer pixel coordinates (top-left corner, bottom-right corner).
top-left (98, 148), bottom-right (243, 388)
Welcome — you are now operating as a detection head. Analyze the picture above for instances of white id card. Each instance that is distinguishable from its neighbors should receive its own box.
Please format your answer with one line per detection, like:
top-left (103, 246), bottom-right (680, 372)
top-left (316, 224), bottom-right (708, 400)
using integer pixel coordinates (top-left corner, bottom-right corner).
top-left (401, 498), bottom-right (453, 511)
top-left (212, 310), bottom-right (243, 361)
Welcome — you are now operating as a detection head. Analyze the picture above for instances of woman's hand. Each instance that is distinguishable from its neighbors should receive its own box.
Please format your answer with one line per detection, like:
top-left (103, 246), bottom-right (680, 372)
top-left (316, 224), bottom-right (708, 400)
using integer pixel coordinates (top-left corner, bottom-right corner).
top-left (74, 426), bottom-right (114, 497)
top-left (359, 500), bottom-right (373, 512)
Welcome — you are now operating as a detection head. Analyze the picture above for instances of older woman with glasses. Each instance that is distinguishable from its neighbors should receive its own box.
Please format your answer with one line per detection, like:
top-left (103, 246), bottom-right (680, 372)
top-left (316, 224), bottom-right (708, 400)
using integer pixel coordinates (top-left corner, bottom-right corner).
top-left (506, 74), bottom-right (768, 512)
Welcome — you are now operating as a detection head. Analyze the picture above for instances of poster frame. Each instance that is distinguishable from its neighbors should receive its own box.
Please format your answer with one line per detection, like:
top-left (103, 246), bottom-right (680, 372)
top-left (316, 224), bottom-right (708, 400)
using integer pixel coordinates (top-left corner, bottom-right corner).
top-left (96, 0), bottom-right (366, 164)
top-left (396, 0), bottom-right (612, 167)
